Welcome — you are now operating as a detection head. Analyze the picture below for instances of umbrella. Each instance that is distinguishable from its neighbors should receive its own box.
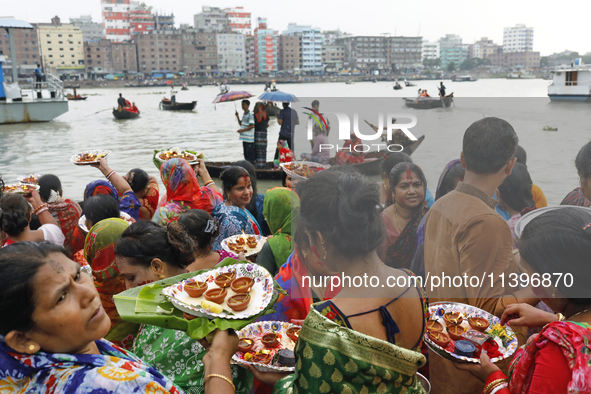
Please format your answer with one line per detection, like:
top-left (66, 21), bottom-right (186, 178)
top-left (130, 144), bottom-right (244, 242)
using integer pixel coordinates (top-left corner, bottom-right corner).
top-left (213, 90), bottom-right (254, 110)
top-left (259, 91), bottom-right (299, 103)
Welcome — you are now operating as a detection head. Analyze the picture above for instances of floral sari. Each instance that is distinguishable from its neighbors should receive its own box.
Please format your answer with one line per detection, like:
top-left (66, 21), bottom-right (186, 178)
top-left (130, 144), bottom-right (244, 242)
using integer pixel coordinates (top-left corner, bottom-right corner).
top-left (84, 180), bottom-right (141, 221)
top-left (139, 177), bottom-right (160, 220)
top-left (0, 338), bottom-right (182, 394)
top-left (212, 203), bottom-right (260, 250)
top-left (47, 197), bottom-right (82, 256)
top-left (264, 187), bottom-right (299, 270)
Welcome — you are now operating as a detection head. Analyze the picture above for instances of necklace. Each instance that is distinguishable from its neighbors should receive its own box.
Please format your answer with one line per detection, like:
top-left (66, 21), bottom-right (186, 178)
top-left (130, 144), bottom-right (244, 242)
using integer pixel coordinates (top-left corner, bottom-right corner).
top-left (567, 307), bottom-right (591, 321)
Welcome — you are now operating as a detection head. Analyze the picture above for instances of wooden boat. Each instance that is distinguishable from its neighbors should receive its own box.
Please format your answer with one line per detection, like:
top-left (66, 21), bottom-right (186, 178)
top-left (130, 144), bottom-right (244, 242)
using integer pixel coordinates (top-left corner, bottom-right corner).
top-left (181, 87), bottom-right (189, 90)
top-left (405, 81), bottom-right (416, 87)
top-left (393, 83), bottom-right (403, 90)
top-left (159, 100), bottom-right (197, 111)
top-left (113, 108), bottom-right (140, 119)
top-left (206, 161), bottom-right (282, 180)
top-left (403, 93), bottom-right (454, 109)
top-left (265, 103), bottom-right (280, 117)
top-left (67, 96), bottom-right (87, 101)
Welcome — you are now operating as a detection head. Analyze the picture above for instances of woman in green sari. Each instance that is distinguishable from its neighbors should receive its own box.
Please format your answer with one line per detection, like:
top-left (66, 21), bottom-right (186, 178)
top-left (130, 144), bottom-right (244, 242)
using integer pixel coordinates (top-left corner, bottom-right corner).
top-left (256, 187), bottom-right (299, 277)
top-left (249, 171), bottom-right (429, 394)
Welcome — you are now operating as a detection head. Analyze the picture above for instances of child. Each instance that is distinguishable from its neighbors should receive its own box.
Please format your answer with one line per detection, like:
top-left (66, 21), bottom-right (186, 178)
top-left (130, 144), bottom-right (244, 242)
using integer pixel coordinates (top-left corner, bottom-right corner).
top-left (274, 140), bottom-right (295, 167)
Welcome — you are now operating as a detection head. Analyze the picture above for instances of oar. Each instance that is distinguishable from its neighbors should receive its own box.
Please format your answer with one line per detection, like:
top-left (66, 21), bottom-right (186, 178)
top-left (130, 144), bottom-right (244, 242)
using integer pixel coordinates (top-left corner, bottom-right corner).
top-left (84, 108), bottom-right (111, 118)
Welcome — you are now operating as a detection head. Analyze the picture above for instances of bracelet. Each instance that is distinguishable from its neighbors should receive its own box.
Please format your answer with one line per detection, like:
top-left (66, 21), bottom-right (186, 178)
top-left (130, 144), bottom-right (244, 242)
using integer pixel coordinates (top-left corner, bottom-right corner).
top-left (35, 207), bottom-right (49, 216)
top-left (105, 170), bottom-right (116, 180)
top-left (490, 383), bottom-right (508, 394)
top-left (204, 180), bottom-right (215, 187)
top-left (483, 379), bottom-right (507, 394)
top-left (33, 203), bottom-right (48, 214)
top-left (556, 313), bottom-right (566, 322)
top-left (204, 374), bottom-right (235, 391)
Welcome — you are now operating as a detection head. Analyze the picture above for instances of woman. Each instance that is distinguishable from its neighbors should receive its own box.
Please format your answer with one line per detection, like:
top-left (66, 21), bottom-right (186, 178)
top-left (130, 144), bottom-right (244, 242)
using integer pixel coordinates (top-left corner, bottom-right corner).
top-left (126, 168), bottom-right (159, 220)
top-left (0, 242), bottom-right (181, 393)
top-left (233, 160), bottom-right (270, 236)
top-left (378, 162), bottom-right (429, 269)
top-left (114, 221), bottom-right (253, 394)
top-left (212, 166), bottom-right (260, 251)
top-left (179, 209), bottom-right (237, 272)
top-left (381, 153), bottom-right (435, 207)
top-left (153, 158), bottom-right (223, 225)
top-left (38, 174), bottom-right (83, 255)
top-left (456, 206), bottom-right (591, 394)
top-left (256, 187), bottom-right (299, 277)
top-left (497, 163), bottom-right (535, 249)
top-left (254, 102), bottom-right (269, 169)
top-left (0, 191), bottom-right (64, 247)
top-left (335, 132), bottom-right (365, 165)
top-left (251, 170), bottom-right (429, 393)
top-left (561, 140), bottom-right (591, 207)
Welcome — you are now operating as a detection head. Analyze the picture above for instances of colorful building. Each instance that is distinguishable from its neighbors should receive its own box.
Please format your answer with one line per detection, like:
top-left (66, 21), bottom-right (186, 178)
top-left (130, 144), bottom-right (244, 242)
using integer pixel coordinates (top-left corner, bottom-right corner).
top-left (283, 24), bottom-right (322, 74)
top-left (223, 7), bottom-right (251, 35)
top-left (253, 18), bottom-right (277, 74)
top-left (101, 0), bottom-right (131, 41)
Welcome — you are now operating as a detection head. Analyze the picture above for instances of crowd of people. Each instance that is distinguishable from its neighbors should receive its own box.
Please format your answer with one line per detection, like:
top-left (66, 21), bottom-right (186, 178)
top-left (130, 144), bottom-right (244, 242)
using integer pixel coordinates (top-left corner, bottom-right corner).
top-left (1, 116), bottom-right (591, 393)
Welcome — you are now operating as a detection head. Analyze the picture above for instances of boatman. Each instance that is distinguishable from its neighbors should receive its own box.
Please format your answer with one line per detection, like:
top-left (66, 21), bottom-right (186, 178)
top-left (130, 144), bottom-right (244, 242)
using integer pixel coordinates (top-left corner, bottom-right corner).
top-left (117, 93), bottom-right (126, 110)
top-left (439, 81), bottom-right (446, 97)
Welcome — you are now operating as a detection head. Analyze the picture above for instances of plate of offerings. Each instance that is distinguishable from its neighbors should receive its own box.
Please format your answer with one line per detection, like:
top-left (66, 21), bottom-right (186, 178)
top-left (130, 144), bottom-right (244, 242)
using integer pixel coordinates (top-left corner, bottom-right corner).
top-left (221, 234), bottom-right (267, 257)
top-left (424, 302), bottom-right (518, 363)
top-left (16, 174), bottom-right (41, 184)
top-left (162, 263), bottom-right (274, 320)
top-left (70, 150), bottom-right (110, 165)
top-left (280, 161), bottom-right (330, 181)
top-left (2, 183), bottom-right (39, 194)
top-left (78, 212), bottom-right (134, 233)
top-left (231, 321), bottom-right (301, 372)
top-left (156, 148), bottom-right (203, 165)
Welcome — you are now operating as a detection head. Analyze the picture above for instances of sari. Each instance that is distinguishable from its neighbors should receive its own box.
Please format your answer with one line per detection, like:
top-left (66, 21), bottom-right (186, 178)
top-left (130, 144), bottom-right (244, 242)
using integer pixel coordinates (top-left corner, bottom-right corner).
top-left (380, 205), bottom-right (429, 269)
top-left (335, 137), bottom-right (366, 165)
top-left (0, 338), bottom-right (182, 394)
top-left (153, 158), bottom-right (222, 225)
top-left (264, 187), bottom-right (299, 270)
top-left (273, 305), bottom-right (427, 394)
top-left (139, 177), bottom-right (160, 220)
top-left (84, 180), bottom-right (141, 221)
top-left (212, 203), bottom-right (260, 250)
top-left (47, 197), bottom-right (82, 256)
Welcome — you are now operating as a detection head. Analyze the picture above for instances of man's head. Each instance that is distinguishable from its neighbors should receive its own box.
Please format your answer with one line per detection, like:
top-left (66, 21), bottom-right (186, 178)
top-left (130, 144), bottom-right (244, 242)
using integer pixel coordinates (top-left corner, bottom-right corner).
top-left (37, 64), bottom-right (40, 68)
top-left (282, 102), bottom-right (290, 109)
top-left (311, 100), bottom-right (319, 110)
top-left (461, 117), bottom-right (518, 175)
top-left (119, 93), bottom-right (122, 97)
top-left (241, 100), bottom-right (250, 111)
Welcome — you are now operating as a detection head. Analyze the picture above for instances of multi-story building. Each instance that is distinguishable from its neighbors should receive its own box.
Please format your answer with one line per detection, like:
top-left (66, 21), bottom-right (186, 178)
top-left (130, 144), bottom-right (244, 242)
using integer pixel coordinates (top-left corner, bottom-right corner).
top-left (134, 30), bottom-right (182, 74)
top-left (438, 34), bottom-right (467, 69)
top-left (278, 35), bottom-right (301, 72)
top-left (488, 51), bottom-right (540, 70)
top-left (422, 40), bottom-right (439, 60)
top-left (503, 24), bottom-right (534, 53)
top-left (253, 18), bottom-right (277, 74)
top-left (216, 33), bottom-right (245, 75)
top-left (130, 1), bottom-right (154, 35)
top-left (194, 7), bottom-right (228, 33)
top-left (101, 0), bottom-right (131, 41)
top-left (388, 36), bottom-right (422, 70)
top-left (321, 30), bottom-right (349, 46)
top-left (84, 39), bottom-right (113, 75)
top-left (37, 16), bottom-right (85, 76)
top-left (112, 41), bottom-right (138, 73)
top-left (469, 37), bottom-right (499, 59)
top-left (0, 23), bottom-right (40, 75)
top-left (245, 35), bottom-right (255, 74)
top-left (180, 29), bottom-right (217, 75)
top-left (322, 44), bottom-right (345, 73)
top-left (223, 7), bottom-right (251, 35)
top-left (337, 36), bottom-right (388, 73)
top-left (70, 15), bottom-right (103, 42)
top-left (153, 13), bottom-right (175, 31)
top-left (283, 24), bottom-right (322, 74)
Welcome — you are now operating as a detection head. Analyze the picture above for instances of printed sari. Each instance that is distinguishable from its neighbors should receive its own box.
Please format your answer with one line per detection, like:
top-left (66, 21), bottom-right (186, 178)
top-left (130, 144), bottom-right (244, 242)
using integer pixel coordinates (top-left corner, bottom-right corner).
top-left (84, 179), bottom-right (141, 221)
top-left (139, 177), bottom-right (160, 220)
top-left (47, 198), bottom-right (82, 256)
top-left (0, 338), bottom-right (182, 394)
top-left (264, 187), bottom-right (299, 270)
top-left (273, 305), bottom-right (427, 394)
top-left (212, 203), bottom-right (260, 250)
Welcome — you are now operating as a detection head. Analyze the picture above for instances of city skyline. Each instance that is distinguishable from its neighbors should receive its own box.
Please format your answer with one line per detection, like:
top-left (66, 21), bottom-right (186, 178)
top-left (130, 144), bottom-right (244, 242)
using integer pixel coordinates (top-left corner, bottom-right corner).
top-left (2, 0), bottom-right (589, 56)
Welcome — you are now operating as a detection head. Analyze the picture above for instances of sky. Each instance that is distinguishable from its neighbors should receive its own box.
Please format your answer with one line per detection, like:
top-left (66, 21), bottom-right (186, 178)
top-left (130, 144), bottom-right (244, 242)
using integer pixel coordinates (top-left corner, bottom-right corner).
top-left (2, 0), bottom-right (589, 56)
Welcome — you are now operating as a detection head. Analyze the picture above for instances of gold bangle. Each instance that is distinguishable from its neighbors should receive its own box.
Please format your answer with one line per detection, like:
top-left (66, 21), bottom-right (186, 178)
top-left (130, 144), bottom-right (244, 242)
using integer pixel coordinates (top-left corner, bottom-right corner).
top-left (204, 180), bottom-right (215, 187)
top-left (483, 379), bottom-right (507, 394)
top-left (556, 313), bottom-right (566, 322)
top-left (205, 374), bottom-right (235, 391)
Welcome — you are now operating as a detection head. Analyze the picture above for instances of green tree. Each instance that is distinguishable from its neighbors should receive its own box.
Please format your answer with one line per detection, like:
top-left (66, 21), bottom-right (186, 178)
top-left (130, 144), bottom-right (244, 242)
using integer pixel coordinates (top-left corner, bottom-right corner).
top-left (540, 57), bottom-right (549, 67)
top-left (447, 62), bottom-right (456, 72)
top-left (423, 58), bottom-right (441, 68)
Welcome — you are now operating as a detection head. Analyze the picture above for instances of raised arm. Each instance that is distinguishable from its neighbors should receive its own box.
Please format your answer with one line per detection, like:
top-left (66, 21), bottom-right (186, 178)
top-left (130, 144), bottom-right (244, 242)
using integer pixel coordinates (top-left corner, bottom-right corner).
top-left (92, 158), bottom-right (132, 195)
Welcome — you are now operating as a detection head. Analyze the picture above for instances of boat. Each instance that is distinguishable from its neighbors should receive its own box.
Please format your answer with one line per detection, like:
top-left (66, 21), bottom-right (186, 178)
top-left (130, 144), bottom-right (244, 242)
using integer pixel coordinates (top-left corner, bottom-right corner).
top-left (66, 96), bottom-right (87, 101)
top-left (265, 102), bottom-right (280, 117)
top-left (345, 80), bottom-right (352, 84)
top-left (393, 83), bottom-right (403, 90)
top-left (507, 71), bottom-right (536, 79)
top-left (548, 61), bottom-right (591, 101)
top-left (113, 108), bottom-right (140, 119)
top-left (159, 100), bottom-right (197, 111)
top-left (405, 81), bottom-right (416, 87)
top-left (452, 75), bottom-right (477, 82)
top-left (206, 161), bottom-right (282, 180)
top-left (181, 87), bottom-right (189, 91)
top-left (403, 93), bottom-right (454, 109)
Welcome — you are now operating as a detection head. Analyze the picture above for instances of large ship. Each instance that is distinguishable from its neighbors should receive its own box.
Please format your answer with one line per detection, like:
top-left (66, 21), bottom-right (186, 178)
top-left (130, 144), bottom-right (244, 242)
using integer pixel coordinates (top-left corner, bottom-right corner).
top-left (0, 19), bottom-right (68, 124)
top-left (548, 59), bottom-right (591, 102)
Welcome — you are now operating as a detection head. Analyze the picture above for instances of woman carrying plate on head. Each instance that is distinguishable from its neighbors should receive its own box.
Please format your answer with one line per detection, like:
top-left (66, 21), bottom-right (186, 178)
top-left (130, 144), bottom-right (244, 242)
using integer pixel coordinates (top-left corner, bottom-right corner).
top-left (212, 166), bottom-right (260, 251)
top-left (455, 206), bottom-right (591, 394)
top-left (114, 220), bottom-right (253, 394)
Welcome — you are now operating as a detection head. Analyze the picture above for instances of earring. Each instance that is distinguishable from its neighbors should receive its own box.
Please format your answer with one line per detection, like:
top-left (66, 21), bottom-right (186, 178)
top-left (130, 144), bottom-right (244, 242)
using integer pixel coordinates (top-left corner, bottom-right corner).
top-left (302, 251), bottom-right (307, 259)
top-left (321, 239), bottom-right (327, 260)
top-left (28, 344), bottom-right (36, 351)
top-left (159, 274), bottom-right (166, 280)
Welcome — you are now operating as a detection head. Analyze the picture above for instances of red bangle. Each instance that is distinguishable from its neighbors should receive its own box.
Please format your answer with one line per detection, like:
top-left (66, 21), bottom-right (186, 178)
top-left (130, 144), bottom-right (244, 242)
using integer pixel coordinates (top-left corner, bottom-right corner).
top-left (33, 203), bottom-right (48, 215)
top-left (484, 371), bottom-right (508, 388)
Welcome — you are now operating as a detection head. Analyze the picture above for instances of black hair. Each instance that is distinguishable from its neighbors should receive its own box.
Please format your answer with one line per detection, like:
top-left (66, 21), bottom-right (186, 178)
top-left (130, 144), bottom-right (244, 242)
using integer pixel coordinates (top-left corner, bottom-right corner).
top-left (0, 174), bottom-right (4, 199)
top-left (115, 220), bottom-right (195, 269)
top-left (281, 170), bottom-right (288, 188)
top-left (436, 162), bottom-right (465, 200)
top-left (462, 117), bottom-right (518, 174)
top-left (179, 209), bottom-right (220, 251)
top-left (83, 195), bottom-right (120, 227)
top-left (311, 100), bottom-right (319, 108)
top-left (232, 160), bottom-right (258, 218)
top-left (119, 93), bottom-right (122, 97)
top-left (498, 163), bottom-right (534, 213)
top-left (0, 242), bottom-right (68, 335)
top-left (0, 194), bottom-right (31, 237)
top-left (515, 145), bottom-right (527, 166)
top-left (298, 171), bottom-right (385, 258)
top-left (519, 207), bottom-right (591, 302)
top-left (242, 99), bottom-right (250, 107)
top-left (326, 165), bottom-right (360, 175)
top-left (575, 140), bottom-right (591, 179)
top-left (381, 152), bottom-right (412, 176)
top-left (220, 166), bottom-right (250, 200)
top-left (389, 162), bottom-right (427, 192)
top-left (282, 102), bottom-right (290, 109)
top-left (38, 174), bottom-right (62, 202)
top-left (126, 168), bottom-right (149, 193)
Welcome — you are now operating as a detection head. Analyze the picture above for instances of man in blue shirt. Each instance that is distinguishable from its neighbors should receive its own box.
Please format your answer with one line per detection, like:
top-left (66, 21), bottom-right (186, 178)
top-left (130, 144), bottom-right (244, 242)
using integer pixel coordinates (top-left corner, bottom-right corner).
top-left (277, 102), bottom-right (299, 154)
top-left (236, 99), bottom-right (255, 164)
top-left (34, 64), bottom-right (43, 89)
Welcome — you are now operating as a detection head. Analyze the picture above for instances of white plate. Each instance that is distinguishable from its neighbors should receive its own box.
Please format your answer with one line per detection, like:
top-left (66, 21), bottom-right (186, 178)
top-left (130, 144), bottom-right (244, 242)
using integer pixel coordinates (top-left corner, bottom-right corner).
top-left (78, 211), bottom-right (134, 233)
top-left (280, 161), bottom-right (330, 181)
top-left (70, 150), bottom-right (111, 165)
top-left (16, 174), bottom-right (40, 184)
top-left (221, 234), bottom-right (267, 257)
top-left (155, 149), bottom-right (203, 165)
top-left (162, 263), bottom-right (274, 320)
top-left (2, 183), bottom-right (39, 194)
top-left (231, 321), bottom-right (300, 372)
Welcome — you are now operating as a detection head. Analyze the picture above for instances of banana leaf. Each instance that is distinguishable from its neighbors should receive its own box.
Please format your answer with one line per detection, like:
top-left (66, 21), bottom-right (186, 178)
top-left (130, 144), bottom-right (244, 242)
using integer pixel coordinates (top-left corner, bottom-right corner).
top-left (113, 259), bottom-right (285, 340)
top-left (153, 148), bottom-right (205, 171)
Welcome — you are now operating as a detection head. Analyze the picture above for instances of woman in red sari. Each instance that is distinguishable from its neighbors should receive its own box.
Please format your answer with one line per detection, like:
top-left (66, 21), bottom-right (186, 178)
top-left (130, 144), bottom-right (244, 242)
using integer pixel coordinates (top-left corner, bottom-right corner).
top-left (125, 168), bottom-right (159, 220)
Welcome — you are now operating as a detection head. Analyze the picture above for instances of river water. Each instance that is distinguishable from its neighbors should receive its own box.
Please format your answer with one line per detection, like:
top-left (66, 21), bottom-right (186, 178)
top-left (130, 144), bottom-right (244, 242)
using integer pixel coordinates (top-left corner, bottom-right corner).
top-left (1, 78), bottom-right (590, 204)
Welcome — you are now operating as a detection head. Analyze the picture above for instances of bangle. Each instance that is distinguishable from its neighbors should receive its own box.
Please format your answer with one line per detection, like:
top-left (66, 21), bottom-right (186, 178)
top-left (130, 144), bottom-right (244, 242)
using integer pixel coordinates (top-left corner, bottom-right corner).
top-left (556, 313), bottom-right (566, 322)
top-left (35, 207), bottom-right (49, 216)
top-left (490, 383), bottom-right (508, 394)
top-left (204, 374), bottom-right (235, 391)
top-left (483, 379), bottom-right (507, 394)
top-left (204, 180), bottom-right (215, 187)
top-left (34, 203), bottom-right (48, 214)
top-left (105, 170), bottom-right (115, 180)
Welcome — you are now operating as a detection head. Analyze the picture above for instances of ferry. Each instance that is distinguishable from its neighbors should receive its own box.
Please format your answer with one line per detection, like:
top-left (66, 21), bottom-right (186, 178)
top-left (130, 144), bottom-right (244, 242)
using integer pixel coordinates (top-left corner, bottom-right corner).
top-left (452, 75), bottom-right (477, 82)
top-left (548, 60), bottom-right (591, 101)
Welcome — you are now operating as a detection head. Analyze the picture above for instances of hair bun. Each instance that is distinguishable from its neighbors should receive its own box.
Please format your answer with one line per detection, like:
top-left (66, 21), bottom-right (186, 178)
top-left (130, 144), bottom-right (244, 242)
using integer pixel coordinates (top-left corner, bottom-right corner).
top-left (1, 210), bottom-right (29, 237)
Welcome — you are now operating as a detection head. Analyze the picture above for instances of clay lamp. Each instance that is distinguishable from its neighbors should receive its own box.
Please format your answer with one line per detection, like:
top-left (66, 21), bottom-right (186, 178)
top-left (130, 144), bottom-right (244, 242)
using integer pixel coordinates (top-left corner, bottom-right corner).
top-left (184, 280), bottom-right (207, 298)
top-left (428, 331), bottom-right (451, 348)
top-left (204, 288), bottom-right (228, 304)
top-left (236, 236), bottom-right (246, 245)
top-left (231, 277), bottom-right (254, 294)
top-left (227, 294), bottom-right (251, 311)
top-left (247, 239), bottom-right (258, 248)
top-left (247, 235), bottom-right (256, 243)
top-left (443, 312), bottom-right (463, 326)
top-left (183, 312), bottom-right (197, 320)
top-left (237, 338), bottom-right (254, 352)
top-left (252, 352), bottom-right (272, 364)
top-left (446, 324), bottom-right (468, 341)
top-left (426, 319), bottom-right (444, 333)
top-left (468, 317), bottom-right (490, 332)
top-left (278, 349), bottom-right (296, 367)
top-left (262, 333), bottom-right (281, 348)
top-left (214, 272), bottom-right (236, 288)
top-left (286, 327), bottom-right (301, 342)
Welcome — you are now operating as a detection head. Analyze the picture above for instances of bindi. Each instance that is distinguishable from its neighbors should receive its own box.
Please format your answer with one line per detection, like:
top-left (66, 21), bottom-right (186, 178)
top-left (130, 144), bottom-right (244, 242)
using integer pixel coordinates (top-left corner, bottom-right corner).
top-left (48, 259), bottom-right (65, 273)
top-left (406, 167), bottom-right (412, 182)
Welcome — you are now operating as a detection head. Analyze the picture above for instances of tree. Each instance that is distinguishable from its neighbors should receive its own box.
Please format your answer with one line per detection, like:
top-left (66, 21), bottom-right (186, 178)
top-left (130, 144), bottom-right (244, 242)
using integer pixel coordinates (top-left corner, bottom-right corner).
top-left (423, 58), bottom-right (441, 68)
top-left (540, 57), bottom-right (549, 67)
top-left (447, 62), bottom-right (456, 72)
top-left (459, 58), bottom-right (477, 70)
